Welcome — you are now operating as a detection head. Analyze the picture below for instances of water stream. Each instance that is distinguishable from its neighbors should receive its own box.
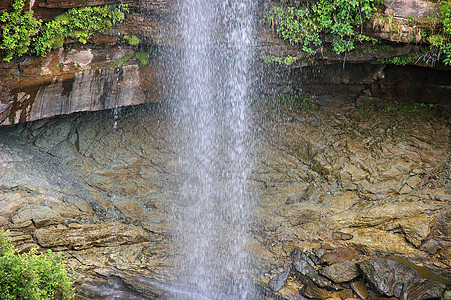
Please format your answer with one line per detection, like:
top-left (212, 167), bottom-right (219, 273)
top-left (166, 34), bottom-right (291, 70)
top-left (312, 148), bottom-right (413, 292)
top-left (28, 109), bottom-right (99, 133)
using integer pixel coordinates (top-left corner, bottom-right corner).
top-left (165, 0), bottom-right (256, 299)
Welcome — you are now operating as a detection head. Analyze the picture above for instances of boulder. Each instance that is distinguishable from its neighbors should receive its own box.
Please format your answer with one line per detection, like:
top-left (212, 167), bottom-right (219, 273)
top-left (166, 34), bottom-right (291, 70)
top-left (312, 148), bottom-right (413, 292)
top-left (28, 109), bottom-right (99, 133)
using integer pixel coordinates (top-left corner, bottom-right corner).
top-left (320, 261), bottom-right (360, 283)
top-left (11, 203), bottom-right (62, 228)
top-left (268, 267), bottom-right (290, 292)
top-left (359, 258), bottom-right (447, 300)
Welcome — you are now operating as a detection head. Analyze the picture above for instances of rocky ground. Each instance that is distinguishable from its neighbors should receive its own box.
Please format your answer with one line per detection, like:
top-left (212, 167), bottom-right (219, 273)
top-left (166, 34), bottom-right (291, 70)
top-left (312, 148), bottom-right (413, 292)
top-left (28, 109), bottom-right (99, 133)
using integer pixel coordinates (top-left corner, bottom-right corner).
top-left (0, 96), bottom-right (449, 299)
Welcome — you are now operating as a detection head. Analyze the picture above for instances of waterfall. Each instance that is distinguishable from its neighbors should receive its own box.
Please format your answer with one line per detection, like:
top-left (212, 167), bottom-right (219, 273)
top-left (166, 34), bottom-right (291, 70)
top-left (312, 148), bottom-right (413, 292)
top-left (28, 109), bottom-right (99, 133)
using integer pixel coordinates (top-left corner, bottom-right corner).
top-left (166, 0), bottom-right (256, 298)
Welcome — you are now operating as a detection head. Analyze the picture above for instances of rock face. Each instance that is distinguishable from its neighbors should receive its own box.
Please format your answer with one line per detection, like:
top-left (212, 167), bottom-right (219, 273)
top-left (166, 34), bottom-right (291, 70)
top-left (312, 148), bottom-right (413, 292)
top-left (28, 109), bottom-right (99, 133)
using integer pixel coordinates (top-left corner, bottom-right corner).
top-left (0, 46), bottom-right (155, 125)
top-left (0, 0), bottom-right (450, 298)
top-left (0, 96), bottom-right (449, 298)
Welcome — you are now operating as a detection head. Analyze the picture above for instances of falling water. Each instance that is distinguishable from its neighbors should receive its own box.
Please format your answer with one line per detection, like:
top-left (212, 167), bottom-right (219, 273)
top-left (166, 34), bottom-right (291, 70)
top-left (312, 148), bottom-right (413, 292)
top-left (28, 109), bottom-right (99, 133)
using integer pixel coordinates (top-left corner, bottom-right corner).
top-left (166, 0), bottom-right (256, 299)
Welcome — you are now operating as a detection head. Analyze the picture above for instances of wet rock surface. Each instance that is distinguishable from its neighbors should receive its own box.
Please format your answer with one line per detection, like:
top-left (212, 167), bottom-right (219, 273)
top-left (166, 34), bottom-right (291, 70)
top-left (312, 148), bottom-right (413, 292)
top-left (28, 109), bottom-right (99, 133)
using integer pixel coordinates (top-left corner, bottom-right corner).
top-left (0, 97), bottom-right (450, 298)
top-left (359, 258), bottom-right (447, 300)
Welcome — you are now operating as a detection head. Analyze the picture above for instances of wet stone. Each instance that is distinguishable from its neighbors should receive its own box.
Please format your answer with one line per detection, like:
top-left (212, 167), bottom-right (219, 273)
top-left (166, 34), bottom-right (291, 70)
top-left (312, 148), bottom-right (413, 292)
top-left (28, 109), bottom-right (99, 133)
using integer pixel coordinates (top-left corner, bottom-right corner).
top-left (291, 249), bottom-right (333, 288)
top-left (320, 247), bottom-right (360, 265)
top-left (268, 267), bottom-right (290, 292)
top-left (350, 280), bottom-right (369, 299)
top-left (332, 231), bottom-right (354, 240)
top-left (320, 261), bottom-right (360, 283)
top-left (358, 258), bottom-right (447, 300)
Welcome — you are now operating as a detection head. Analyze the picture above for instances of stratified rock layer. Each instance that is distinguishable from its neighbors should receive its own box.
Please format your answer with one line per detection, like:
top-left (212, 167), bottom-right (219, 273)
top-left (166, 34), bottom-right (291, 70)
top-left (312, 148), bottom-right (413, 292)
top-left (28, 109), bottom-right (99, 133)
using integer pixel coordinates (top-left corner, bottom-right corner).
top-left (0, 96), bottom-right (449, 298)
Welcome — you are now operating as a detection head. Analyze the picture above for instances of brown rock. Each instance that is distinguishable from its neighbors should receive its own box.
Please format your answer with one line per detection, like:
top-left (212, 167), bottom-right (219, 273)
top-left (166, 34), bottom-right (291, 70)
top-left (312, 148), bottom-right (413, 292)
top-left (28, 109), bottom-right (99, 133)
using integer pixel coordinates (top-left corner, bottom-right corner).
top-left (419, 239), bottom-right (443, 255)
top-left (351, 280), bottom-right (369, 299)
top-left (320, 248), bottom-right (360, 265)
top-left (358, 259), bottom-right (447, 300)
top-left (268, 267), bottom-right (290, 291)
top-left (114, 201), bottom-right (146, 221)
top-left (33, 222), bottom-right (147, 250)
top-left (384, 0), bottom-right (441, 19)
top-left (320, 261), bottom-right (360, 283)
top-left (398, 215), bottom-right (432, 247)
top-left (304, 282), bottom-right (354, 299)
top-left (332, 231), bottom-right (354, 240)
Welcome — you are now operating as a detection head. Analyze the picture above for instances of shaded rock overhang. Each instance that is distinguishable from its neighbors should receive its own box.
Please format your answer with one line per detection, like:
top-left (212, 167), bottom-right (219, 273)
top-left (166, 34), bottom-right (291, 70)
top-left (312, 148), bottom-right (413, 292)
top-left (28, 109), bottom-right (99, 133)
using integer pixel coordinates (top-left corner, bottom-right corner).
top-left (0, 0), bottom-right (450, 126)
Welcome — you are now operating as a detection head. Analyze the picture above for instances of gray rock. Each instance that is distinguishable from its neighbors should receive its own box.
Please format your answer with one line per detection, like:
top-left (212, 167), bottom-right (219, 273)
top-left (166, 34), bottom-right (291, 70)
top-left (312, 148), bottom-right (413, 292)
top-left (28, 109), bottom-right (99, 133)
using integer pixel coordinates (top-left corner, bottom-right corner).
top-left (268, 267), bottom-right (290, 291)
top-left (11, 204), bottom-right (62, 228)
top-left (359, 258), bottom-right (447, 300)
top-left (291, 249), bottom-right (332, 288)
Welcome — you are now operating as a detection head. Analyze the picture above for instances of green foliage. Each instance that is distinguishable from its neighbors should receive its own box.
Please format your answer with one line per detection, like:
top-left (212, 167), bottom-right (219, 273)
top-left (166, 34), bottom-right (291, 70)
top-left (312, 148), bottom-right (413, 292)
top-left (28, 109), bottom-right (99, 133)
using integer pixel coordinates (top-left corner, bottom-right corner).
top-left (124, 34), bottom-right (141, 46)
top-left (35, 4), bottom-right (128, 57)
top-left (412, 1), bottom-right (451, 66)
top-left (270, 93), bottom-right (318, 110)
top-left (262, 54), bottom-right (299, 65)
top-left (0, 230), bottom-right (74, 300)
top-left (382, 102), bottom-right (437, 114)
top-left (438, 1), bottom-right (451, 65)
top-left (265, 0), bottom-right (451, 65)
top-left (313, 0), bottom-right (381, 53)
top-left (0, 1), bottom-right (129, 60)
top-left (113, 54), bottom-right (133, 68)
top-left (441, 1), bottom-right (451, 35)
top-left (135, 49), bottom-right (155, 65)
top-left (266, 6), bottom-right (320, 53)
top-left (377, 55), bottom-right (416, 65)
top-left (265, 0), bottom-right (381, 61)
top-left (0, 0), bottom-right (42, 61)
top-left (135, 51), bottom-right (148, 65)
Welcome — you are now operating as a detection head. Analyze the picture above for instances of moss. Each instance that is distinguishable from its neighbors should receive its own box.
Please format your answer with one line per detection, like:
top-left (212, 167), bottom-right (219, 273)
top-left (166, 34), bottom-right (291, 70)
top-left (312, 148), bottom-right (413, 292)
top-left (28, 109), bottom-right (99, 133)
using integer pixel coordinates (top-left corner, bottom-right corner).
top-left (135, 51), bottom-right (149, 65)
top-left (113, 54), bottom-right (133, 68)
top-left (124, 34), bottom-right (141, 46)
top-left (376, 55), bottom-right (416, 65)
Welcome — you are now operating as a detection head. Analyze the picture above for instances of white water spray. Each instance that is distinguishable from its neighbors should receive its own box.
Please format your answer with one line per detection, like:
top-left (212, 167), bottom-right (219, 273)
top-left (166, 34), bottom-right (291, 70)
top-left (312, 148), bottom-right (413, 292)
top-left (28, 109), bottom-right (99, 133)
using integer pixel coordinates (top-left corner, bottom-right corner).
top-left (167, 0), bottom-right (256, 299)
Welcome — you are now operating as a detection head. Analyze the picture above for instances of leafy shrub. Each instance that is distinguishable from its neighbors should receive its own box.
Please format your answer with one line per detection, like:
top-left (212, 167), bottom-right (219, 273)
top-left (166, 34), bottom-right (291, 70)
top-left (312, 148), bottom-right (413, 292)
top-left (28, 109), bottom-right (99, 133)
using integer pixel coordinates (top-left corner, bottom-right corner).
top-left (0, 0), bottom-right (41, 61)
top-left (0, 230), bottom-right (74, 300)
top-left (265, 0), bottom-right (381, 58)
top-left (1, 1), bottom-right (129, 60)
top-left (265, 0), bottom-right (451, 66)
top-left (313, 0), bottom-right (381, 53)
top-left (35, 4), bottom-right (128, 57)
top-left (377, 55), bottom-right (416, 65)
top-left (438, 1), bottom-right (451, 65)
top-left (266, 6), bottom-right (320, 53)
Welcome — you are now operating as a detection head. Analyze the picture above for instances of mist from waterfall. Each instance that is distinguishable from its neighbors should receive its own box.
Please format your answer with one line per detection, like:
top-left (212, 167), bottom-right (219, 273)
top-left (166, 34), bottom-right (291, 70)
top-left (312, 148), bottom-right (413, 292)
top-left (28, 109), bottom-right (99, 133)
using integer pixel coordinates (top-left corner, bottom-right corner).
top-left (165, 0), bottom-right (256, 299)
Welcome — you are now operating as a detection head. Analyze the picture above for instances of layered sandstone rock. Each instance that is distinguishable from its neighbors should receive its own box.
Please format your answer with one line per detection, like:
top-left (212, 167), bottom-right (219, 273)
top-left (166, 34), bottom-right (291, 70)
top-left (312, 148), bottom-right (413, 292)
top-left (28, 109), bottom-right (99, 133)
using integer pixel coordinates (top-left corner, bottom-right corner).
top-left (0, 96), bottom-right (449, 298)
